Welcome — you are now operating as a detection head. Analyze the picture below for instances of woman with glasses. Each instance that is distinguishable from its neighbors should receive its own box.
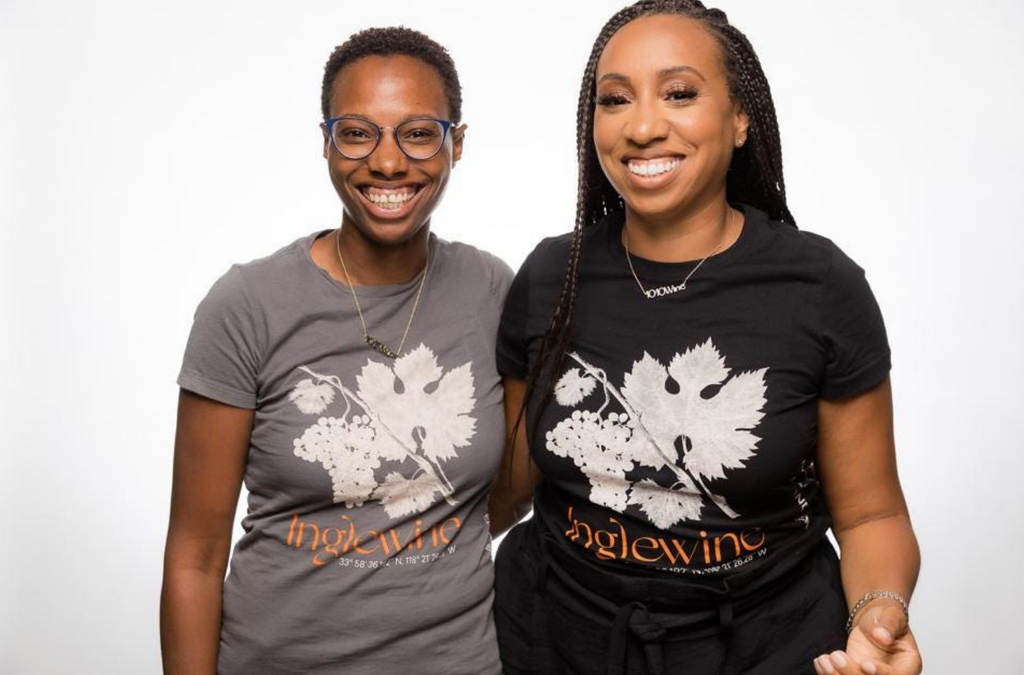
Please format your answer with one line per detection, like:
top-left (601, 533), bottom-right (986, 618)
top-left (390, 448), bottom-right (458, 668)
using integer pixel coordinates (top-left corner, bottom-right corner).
top-left (489, 2), bottom-right (922, 674)
top-left (161, 27), bottom-right (510, 675)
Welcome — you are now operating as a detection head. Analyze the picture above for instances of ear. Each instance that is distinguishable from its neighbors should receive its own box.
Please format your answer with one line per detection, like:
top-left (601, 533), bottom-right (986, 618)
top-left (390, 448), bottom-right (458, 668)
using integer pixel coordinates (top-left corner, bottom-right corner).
top-left (320, 122), bottom-right (330, 159)
top-left (733, 106), bottom-right (750, 148)
top-left (451, 124), bottom-right (467, 165)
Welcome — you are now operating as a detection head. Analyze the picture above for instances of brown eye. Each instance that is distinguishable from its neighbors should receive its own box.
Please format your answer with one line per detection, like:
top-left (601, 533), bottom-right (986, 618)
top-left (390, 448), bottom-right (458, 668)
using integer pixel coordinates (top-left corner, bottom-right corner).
top-left (596, 93), bottom-right (630, 107)
top-left (666, 87), bottom-right (698, 103)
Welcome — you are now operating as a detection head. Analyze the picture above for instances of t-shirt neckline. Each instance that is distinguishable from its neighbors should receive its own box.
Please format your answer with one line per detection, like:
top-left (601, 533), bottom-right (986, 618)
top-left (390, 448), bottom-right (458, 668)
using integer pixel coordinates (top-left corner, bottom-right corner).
top-left (302, 229), bottom-right (438, 299)
top-left (601, 203), bottom-right (765, 283)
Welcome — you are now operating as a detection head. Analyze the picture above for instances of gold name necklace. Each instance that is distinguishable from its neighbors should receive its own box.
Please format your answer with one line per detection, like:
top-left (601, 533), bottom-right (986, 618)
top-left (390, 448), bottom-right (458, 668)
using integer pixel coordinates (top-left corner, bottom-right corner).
top-left (334, 228), bottom-right (430, 359)
top-left (623, 209), bottom-right (733, 299)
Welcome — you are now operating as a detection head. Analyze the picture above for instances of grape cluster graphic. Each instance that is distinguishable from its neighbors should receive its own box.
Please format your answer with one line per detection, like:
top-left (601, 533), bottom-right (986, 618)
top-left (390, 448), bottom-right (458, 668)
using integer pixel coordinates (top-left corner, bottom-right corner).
top-left (289, 345), bottom-right (476, 519)
top-left (547, 339), bottom-right (768, 528)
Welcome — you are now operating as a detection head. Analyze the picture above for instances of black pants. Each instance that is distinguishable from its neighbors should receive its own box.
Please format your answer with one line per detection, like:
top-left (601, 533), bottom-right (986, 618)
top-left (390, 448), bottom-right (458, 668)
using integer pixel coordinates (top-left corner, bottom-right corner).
top-left (494, 519), bottom-right (847, 675)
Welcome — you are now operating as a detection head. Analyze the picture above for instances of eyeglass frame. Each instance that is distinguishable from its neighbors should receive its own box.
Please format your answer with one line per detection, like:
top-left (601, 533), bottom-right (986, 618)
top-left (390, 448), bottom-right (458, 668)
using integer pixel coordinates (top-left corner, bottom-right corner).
top-left (322, 116), bottom-right (457, 161)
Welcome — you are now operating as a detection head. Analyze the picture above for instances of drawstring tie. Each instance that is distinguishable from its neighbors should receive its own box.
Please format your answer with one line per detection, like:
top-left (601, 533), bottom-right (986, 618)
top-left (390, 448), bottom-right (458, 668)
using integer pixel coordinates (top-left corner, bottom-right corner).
top-left (534, 531), bottom-right (741, 675)
top-left (607, 602), bottom-right (667, 675)
top-left (605, 598), bottom-right (736, 675)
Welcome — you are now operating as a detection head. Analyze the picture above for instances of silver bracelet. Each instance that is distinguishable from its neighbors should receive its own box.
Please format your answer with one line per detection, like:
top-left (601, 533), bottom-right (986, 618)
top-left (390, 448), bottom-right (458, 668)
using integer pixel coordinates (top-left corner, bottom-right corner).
top-left (845, 590), bottom-right (909, 634)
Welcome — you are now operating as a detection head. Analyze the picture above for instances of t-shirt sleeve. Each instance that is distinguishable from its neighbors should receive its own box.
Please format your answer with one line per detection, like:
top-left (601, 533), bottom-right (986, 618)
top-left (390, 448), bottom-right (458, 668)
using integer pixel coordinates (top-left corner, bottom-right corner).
top-left (177, 264), bottom-right (265, 409)
top-left (487, 252), bottom-right (515, 307)
top-left (819, 244), bottom-right (891, 399)
top-left (495, 253), bottom-right (535, 380)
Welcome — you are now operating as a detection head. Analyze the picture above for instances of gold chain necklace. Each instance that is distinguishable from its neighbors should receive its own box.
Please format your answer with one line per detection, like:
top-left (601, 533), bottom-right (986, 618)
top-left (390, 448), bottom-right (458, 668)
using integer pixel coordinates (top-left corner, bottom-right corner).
top-left (334, 229), bottom-right (430, 359)
top-left (623, 210), bottom-right (732, 299)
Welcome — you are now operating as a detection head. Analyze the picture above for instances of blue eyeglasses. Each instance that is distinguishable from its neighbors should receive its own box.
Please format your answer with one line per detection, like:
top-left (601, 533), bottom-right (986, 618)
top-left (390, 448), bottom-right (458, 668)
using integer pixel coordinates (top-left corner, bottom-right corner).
top-left (323, 116), bottom-right (455, 161)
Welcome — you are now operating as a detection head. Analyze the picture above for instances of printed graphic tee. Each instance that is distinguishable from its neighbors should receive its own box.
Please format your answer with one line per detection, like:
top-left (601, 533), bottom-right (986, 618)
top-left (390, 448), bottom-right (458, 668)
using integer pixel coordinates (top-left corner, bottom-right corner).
top-left (178, 231), bottom-right (512, 675)
top-left (497, 205), bottom-right (890, 580)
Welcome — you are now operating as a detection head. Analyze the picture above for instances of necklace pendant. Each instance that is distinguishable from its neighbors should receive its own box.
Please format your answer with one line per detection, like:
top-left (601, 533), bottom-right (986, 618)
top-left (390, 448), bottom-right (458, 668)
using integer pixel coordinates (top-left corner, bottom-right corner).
top-left (365, 335), bottom-right (398, 359)
top-left (644, 282), bottom-right (686, 299)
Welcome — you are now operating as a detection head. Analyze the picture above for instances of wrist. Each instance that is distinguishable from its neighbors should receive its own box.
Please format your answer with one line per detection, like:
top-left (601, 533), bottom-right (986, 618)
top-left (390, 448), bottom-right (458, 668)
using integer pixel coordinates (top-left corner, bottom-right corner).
top-left (846, 590), bottom-right (909, 634)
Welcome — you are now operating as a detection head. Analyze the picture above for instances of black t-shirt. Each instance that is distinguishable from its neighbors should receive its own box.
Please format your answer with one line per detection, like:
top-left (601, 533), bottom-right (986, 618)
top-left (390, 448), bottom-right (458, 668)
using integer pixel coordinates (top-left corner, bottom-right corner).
top-left (496, 204), bottom-right (890, 580)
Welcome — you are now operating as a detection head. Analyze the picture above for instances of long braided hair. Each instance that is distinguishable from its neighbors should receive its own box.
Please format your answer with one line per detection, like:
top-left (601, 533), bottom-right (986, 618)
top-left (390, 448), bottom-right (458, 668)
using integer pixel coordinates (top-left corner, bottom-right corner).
top-left (516, 0), bottom-right (796, 451)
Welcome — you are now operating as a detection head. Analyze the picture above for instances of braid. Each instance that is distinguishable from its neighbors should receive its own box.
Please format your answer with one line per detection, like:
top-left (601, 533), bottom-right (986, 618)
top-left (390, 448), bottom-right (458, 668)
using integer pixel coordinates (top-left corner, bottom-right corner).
top-left (515, 8), bottom-right (634, 440)
top-left (710, 20), bottom-right (794, 223)
top-left (515, 0), bottom-right (795, 451)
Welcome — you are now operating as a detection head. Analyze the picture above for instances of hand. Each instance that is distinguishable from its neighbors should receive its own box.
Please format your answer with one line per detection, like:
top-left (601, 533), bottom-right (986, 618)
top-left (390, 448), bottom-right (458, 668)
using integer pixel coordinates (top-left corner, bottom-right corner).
top-left (812, 600), bottom-right (922, 675)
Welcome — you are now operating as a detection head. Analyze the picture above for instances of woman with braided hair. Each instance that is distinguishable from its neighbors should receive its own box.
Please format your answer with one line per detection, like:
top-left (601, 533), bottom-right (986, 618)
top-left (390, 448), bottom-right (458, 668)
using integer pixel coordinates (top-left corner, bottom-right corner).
top-left (489, 2), bottom-right (922, 674)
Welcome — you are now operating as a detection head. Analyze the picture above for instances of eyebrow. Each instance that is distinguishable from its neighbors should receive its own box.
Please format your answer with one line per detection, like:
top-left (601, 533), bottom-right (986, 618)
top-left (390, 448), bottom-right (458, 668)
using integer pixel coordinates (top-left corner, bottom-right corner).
top-left (330, 113), bottom-right (443, 123)
top-left (597, 65), bottom-right (707, 84)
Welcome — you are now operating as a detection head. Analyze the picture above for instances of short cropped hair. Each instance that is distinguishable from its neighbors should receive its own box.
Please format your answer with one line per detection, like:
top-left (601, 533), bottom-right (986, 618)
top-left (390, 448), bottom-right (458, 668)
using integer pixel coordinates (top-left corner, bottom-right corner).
top-left (321, 26), bottom-right (463, 123)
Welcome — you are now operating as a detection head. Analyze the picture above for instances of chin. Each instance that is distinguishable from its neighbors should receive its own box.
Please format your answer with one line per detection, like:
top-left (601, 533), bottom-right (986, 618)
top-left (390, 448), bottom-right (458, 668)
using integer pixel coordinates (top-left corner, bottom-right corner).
top-left (343, 193), bottom-right (434, 245)
top-left (625, 193), bottom-right (691, 221)
top-left (354, 215), bottom-right (428, 247)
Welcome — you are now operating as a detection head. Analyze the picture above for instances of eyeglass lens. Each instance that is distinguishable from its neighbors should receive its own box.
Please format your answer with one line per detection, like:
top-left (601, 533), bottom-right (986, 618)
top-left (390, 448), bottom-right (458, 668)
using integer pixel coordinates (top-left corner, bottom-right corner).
top-left (332, 119), bottom-right (446, 160)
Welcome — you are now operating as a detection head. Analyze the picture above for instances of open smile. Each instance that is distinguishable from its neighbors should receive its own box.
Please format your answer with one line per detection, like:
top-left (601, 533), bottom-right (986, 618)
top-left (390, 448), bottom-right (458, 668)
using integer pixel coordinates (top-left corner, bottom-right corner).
top-left (622, 156), bottom-right (685, 189)
top-left (356, 184), bottom-right (425, 219)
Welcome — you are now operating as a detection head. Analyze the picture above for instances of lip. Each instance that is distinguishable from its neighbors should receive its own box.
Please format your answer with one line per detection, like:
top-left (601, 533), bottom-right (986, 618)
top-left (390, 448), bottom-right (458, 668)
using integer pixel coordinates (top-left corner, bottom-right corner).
top-left (621, 152), bottom-right (686, 162)
top-left (621, 156), bottom-right (685, 190)
top-left (355, 184), bottom-right (426, 220)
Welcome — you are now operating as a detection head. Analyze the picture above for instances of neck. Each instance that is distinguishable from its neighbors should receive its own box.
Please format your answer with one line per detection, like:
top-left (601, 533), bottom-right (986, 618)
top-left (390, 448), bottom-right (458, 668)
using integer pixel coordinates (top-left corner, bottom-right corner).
top-left (623, 193), bottom-right (740, 263)
top-left (330, 215), bottom-right (431, 286)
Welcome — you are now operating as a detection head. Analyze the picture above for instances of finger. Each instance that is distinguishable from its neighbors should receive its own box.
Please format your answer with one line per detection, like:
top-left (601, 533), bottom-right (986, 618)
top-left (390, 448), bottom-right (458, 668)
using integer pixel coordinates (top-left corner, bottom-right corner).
top-left (815, 654), bottom-right (836, 674)
top-left (865, 604), bottom-right (909, 647)
top-left (859, 660), bottom-right (894, 675)
top-left (828, 650), bottom-right (867, 675)
top-left (859, 653), bottom-right (924, 675)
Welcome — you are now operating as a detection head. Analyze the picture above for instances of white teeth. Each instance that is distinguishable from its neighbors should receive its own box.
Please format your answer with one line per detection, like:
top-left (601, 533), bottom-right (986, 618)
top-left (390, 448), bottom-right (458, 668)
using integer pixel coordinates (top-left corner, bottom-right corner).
top-left (627, 159), bottom-right (681, 177)
top-left (362, 189), bottom-right (417, 208)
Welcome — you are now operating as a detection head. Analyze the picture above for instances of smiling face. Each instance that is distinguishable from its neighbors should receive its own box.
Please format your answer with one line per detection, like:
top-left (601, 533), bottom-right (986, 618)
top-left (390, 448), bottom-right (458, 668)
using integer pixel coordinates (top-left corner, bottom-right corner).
top-left (322, 54), bottom-right (464, 246)
top-left (593, 14), bottom-right (748, 225)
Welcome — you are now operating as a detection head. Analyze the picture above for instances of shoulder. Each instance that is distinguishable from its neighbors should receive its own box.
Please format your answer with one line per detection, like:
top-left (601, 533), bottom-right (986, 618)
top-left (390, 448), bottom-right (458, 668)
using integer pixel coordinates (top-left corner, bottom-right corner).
top-left (747, 210), bottom-right (882, 325)
top-left (439, 238), bottom-right (513, 281)
top-left (433, 236), bottom-right (514, 300)
top-left (790, 230), bottom-right (867, 289)
top-left (516, 230), bottom-right (580, 281)
top-left (192, 232), bottom-right (318, 324)
top-left (229, 231), bottom-right (318, 288)
top-left (210, 231), bottom-right (321, 307)
top-left (745, 208), bottom-right (865, 283)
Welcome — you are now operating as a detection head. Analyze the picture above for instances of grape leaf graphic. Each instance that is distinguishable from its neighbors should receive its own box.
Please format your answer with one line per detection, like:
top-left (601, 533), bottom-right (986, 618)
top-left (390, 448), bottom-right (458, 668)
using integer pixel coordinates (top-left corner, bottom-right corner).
top-left (628, 478), bottom-right (703, 529)
top-left (621, 340), bottom-right (767, 482)
top-left (554, 368), bottom-right (597, 407)
top-left (288, 378), bottom-right (336, 414)
top-left (356, 344), bottom-right (477, 464)
top-left (373, 471), bottom-right (444, 519)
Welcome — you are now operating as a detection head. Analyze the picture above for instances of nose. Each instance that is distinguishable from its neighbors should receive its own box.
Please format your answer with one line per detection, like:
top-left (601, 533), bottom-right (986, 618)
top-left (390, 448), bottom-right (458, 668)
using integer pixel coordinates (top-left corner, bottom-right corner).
top-left (623, 96), bottom-right (669, 146)
top-left (365, 129), bottom-right (409, 178)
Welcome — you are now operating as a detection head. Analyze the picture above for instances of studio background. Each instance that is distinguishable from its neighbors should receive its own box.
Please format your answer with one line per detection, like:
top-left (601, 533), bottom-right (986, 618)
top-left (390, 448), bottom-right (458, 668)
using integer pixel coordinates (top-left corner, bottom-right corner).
top-left (2, 1), bottom-right (1020, 673)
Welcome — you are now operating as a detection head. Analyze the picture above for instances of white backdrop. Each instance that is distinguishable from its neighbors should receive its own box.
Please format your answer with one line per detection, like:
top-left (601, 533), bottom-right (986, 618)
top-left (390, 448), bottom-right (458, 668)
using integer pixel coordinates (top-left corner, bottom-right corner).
top-left (2, 1), bottom-right (1021, 673)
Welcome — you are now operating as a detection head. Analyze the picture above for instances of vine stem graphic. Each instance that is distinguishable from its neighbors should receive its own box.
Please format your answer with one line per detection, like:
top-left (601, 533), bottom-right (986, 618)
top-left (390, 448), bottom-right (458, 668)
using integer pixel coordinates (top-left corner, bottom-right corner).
top-left (412, 426), bottom-right (457, 497)
top-left (299, 366), bottom-right (459, 507)
top-left (566, 352), bottom-right (739, 519)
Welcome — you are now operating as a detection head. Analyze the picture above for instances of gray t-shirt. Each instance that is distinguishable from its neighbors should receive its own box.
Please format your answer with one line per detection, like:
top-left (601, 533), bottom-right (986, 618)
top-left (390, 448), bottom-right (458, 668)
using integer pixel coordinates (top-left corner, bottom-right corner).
top-left (177, 230), bottom-right (513, 675)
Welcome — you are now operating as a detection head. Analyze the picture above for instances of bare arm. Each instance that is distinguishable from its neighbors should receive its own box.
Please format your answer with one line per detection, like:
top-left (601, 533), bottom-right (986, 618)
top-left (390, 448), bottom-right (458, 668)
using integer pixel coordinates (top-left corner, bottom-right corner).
top-left (160, 390), bottom-right (252, 675)
top-left (488, 376), bottom-right (542, 536)
top-left (815, 377), bottom-right (922, 675)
